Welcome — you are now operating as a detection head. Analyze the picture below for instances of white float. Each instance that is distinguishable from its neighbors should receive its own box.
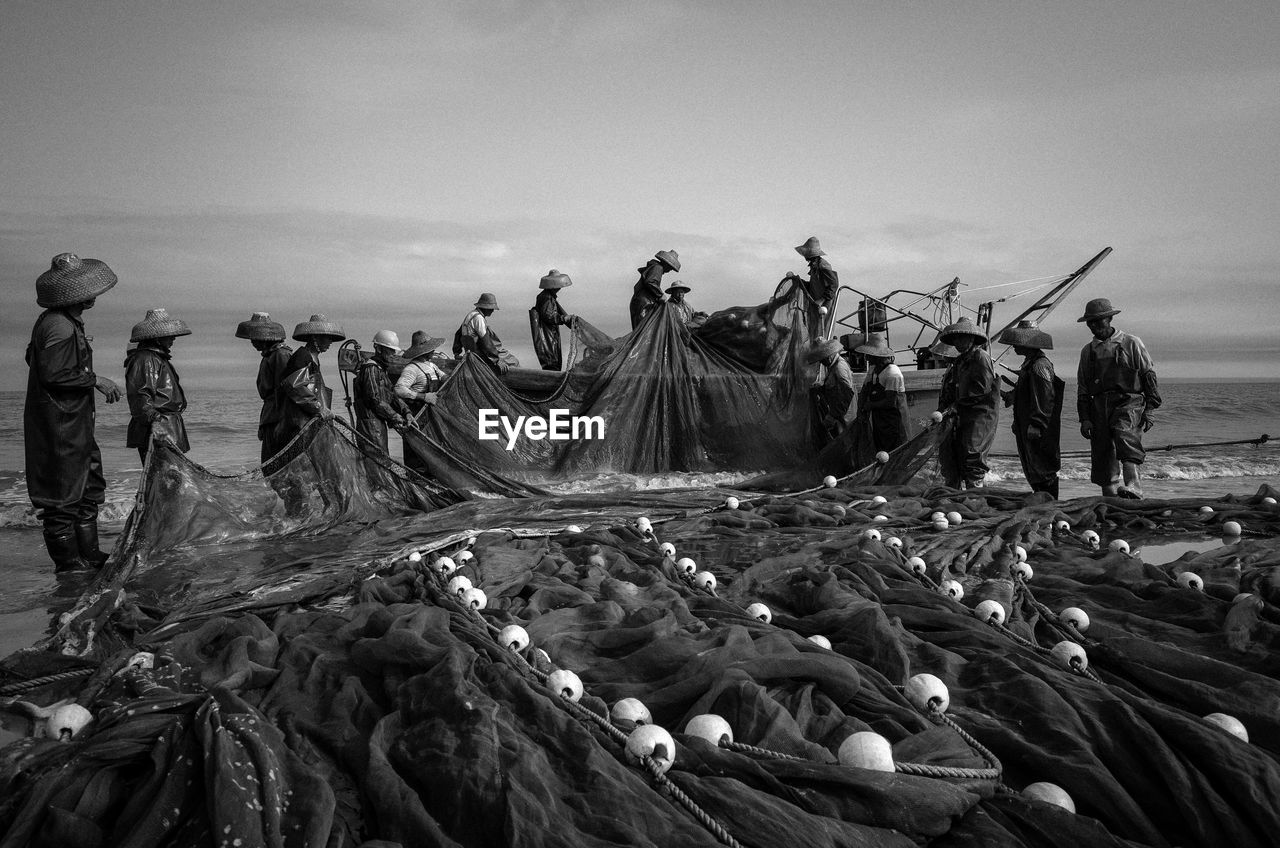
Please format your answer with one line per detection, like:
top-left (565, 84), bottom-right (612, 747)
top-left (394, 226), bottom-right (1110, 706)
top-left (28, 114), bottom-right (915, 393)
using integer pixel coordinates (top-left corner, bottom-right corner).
top-left (694, 572), bottom-right (717, 592)
top-left (837, 731), bottom-right (895, 772)
top-left (1051, 641), bottom-right (1088, 672)
top-left (547, 669), bottom-right (584, 702)
top-left (1059, 608), bottom-right (1090, 633)
top-left (904, 673), bottom-right (949, 713)
top-left (823, 475), bottom-right (839, 488)
top-left (941, 579), bottom-right (964, 600)
top-left (1176, 572), bottom-right (1204, 591)
top-left (625, 725), bottom-right (676, 774)
top-left (446, 575), bottom-right (472, 596)
top-left (1203, 713), bottom-right (1249, 743)
top-left (461, 587), bottom-right (488, 610)
top-left (675, 557), bottom-right (698, 575)
top-left (1023, 782), bottom-right (1076, 813)
top-left (745, 602), bottom-right (772, 624)
top-left (807, 634), bottom-right (832, 649)
top-left (499, 624), bottom-right (530, 652)
top-left (45, 704), bottom-right (92, 742)
top-left (611, 698), bottom-right (652, 725)
top-left (685, 714), bottom-right (733, 745)
top-left (976, 600), bottom-right (1006, 625)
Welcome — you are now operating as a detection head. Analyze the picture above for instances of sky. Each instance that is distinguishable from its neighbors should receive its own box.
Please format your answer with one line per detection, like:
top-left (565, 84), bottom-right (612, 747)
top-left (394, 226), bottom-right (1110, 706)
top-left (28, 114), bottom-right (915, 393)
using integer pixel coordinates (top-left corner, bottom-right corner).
top-left (2, 0), bottom-right (1278, 391)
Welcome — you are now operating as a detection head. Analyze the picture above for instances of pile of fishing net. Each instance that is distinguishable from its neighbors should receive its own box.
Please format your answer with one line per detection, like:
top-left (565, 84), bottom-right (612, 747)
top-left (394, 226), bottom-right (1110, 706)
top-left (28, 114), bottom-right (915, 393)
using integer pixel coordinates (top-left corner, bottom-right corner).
top-left (3, 475), bottom-right (1279, 847)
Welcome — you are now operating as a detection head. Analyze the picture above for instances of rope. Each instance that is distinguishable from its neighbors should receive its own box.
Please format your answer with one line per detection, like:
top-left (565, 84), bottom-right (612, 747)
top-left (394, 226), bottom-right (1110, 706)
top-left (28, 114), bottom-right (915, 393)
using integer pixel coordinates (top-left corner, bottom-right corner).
top-left (989, 433), bottom-right (1271, 459)
top-left (931, 708), bottom-right (1003, 775)
top-left (722, 740), bottom-right (806, 761)
top-left (644, 758), bottom-right (744, 848)
top-left (0, 667), bottom-right (95, 696)
top-left (895, 760), bottom-right (1000, 780)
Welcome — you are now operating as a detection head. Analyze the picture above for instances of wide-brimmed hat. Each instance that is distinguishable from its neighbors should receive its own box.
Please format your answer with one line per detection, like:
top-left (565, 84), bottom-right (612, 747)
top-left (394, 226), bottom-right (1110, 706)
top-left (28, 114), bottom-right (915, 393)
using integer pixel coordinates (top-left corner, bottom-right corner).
top-left (805, 338), bottom-right (843, 363)
top-left (1077, 298), bottom-right (1121, 323)
top-left (655, 250), bottom-right (681, 272)
top-left (293, 314), bottom-right (346, 341)
top-left (403, 330), bottom-right (446, 360)
top-left (474, 293), bottom-right (500, 310)
top-left (539, 269), bottom-right (572, 290)
top-left (938, 317), bottom-right (987, 344)
top-left (929, 338), bottom-right (959, 359)
top-left (998, 319), bottom-right (1053, 350)
top-left (794, 236), bottom-right (826, 259)
top-left (855, 331), bottom-right (894, 357)
top-left (130, 308), bottom-right (192, 343)
top-left (839, 332), bottom-right (866, 352)
top-left (36, 253), bottom-right (118, 308)
top-left (666, 281), bottom-right (691, 294)
top-left (235, 311), bottom-right (286, 341)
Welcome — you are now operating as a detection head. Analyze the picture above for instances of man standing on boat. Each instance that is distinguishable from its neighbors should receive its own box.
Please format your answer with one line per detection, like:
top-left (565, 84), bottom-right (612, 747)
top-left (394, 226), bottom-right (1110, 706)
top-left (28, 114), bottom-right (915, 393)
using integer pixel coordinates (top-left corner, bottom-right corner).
top-left (784, 236), bottom-right (839, 339)
top-left (1076, 298), bottom-right (1161, 498)
top-left (936, 317), bottom-right (999, 489)
top-left (530, 269), bottom-right (575, 370)
top-left (454, 293), bottom-right (519, 375)
top-left (354, 330), bottom-right (411, 455)
top-left (998, 320), bottom-right (1063, 498)
top-left (24, 253), bottom-right (122, 572)
top-left (124, 309), bottom-right (192, 464)
top-left (629, 250), bottom-right (680, 329)
top-left (235, 312), bottom-right (293, 464)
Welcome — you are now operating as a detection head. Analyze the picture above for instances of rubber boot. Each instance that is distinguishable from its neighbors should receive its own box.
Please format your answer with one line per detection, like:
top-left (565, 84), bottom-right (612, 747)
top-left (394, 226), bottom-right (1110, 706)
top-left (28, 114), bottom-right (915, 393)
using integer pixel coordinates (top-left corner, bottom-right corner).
top-left (1120, 462), bottom-right (1144, 499)
top-left (74, 519), bottom-right (111, 569)
top-left (43, 529), bottom-right (93, 573)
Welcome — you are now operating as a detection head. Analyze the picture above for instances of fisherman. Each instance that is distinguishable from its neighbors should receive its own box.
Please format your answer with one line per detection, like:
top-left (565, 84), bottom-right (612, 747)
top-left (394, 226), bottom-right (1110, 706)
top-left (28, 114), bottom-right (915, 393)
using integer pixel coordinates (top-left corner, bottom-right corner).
top-left (998, 320), bottom-right (1064, 498)
top-left (530, 269), bottom-right (575, 370)
top-left (454, 293), bottom-right (519, 375)
top-left (853, 332), bottom-right (909, 455)
top-left (24, 253), bottom-right (122, 571)
top-left (666, 281), bottom-right (706, 328)
top-left (124, 309), bottom-right (191, 463)
top-left (629, 250), bottom-right (680, 329)
top-left (807, 337), bottom-right (857, 447)
top-left (936, 317), bottom-right (999, 489)
top-left (277, 314), bottom-right (345, 446)
top-left (354, 330), bottom-right (412, 454)
top-left (235, 312), bottom-right (293, 463)
top-left (395, 330), bottom-right (448, 472)
top-left (1076, 298), bottom-right (1161, 498)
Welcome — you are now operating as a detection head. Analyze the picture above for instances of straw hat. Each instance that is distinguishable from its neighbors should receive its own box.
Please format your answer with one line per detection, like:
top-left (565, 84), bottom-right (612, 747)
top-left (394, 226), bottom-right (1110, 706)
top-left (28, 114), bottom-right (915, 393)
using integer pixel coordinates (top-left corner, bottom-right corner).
top-left (293, 314), bottom-right (346, 341)
top-left (929, 338), bottom-right (959, 359)
top-left (998, 319), bottom-right (1053, 350)
top-left (805, 338), bottom-right (842, 363)
top-left (130, 308), bottom-right (192, 343)
top-left (794, 236), bottom-right (826, 259)
top-left (235, 312), bottom-right (286, 341)
top-left (36, 253), bottom-right (118, 308)
top-left (539, 269), bottom-right (573, 290)
top-left (474, 293), bottom-right (500, 310)
top-left (1077, 298), bottom-right (1121, 323)
top-left (403, 330), bottom-right (446, 360)
top-left (938, 317), bottom-right (987, 344)
top-left (666, 281), bottom-right (691, 294)
top-left (655, 250), bottom-right (681, 272)
top-left (839, 332), bottom-right (866, 352)
top-left (854, 331), bottom-right (894, 357)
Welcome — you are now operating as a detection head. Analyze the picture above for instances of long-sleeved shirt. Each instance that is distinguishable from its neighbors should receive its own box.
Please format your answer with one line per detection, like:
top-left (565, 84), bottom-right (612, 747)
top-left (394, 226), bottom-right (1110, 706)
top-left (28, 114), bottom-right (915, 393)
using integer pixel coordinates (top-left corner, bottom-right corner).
top-left (256, 342), bottom-right (293, 435)
top-left (453, 310), bottom-right (517, 372)
top-left (628, 261), bottom-right (667, 329)
top-left (124, 343), bottom-right (189, 452)
top-left (395, 359), bottom-right (447, 402)
top-left (803, 257), bottom-right (840, 305)
top-left (532, 289), bottom-right (572, 370)
top-left (1076, 328), bottom-right (1161, 423)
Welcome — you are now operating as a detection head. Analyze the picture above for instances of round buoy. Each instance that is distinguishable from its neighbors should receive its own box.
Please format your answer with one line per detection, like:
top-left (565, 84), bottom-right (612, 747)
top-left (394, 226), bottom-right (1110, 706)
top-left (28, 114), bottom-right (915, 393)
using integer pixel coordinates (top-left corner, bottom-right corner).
top-left (873, 514), bottom-right (889, 522)
top-left (1203, 713), bottom-right (1249, 743)
top-left (739, 319), bottom-right (751, 328)
top-left (930, 511), bottom-right (946, 522)
top-left (875, 451), bottom-right (890, 464)
top-left (660, 542), bottom-right (676, 558)
top-left (1264, 497), bottom-right (1277, 506)
top-left (1232, 592), bottom-right (1254, 604)
top-left (461, 587), bottom-right (488, 610)
top-left (1223, 520), bottom-right (1242, 537)
top-left (586, 553), bottom-right (608, 568)
top-left (862, 528), bottom-right (882, 542)
top-left (945, 511), bottom-right (963, 526)
top-left (626, 725), bottom-right (676, 774)
top-left (1059, 607), bottom-right (1090, 633)
top-left (906, 556), bottom-right (927, 576)
top-left (548, 669), bottom-right (584, 702)
top-left (635, 516), bottom-right (653, 534)
top-left (837, 731), bottom-right (895, 772)
top-left (694, 572), bottom-right (717, 592)
top-left (565, 524), bottom-right (584, 533)
top-left (1023, 782), bottom-right (1076, 813)
top-left (455, 550), bottom-right (475, 564)
top-left (1198, 506), bottom-right (1214, 515)
top-left (932, 518), bottom-right (950, 532)
top-left (1054, 519), bottom-right (1071, 532)
top-left (434, 555), bottom-right (458, 575)
top-left (45, 704), bottom-right (92, 742)
top-left (930, 411), bottom-right (943, 424)
top-left (408, 550), bottom-right (422, 563)
top-left (872, 495), bottom-right (888, 505)
top-left (1013, 545), bottom-right (1028, 562)
top-left (885, 536), bottom-right (903, 549)
top-left (675, 556), bottom-right (698, 575)
top-left (725, 496), bottom-right (740, 510)
top-left (612, 698), bottom-right (652, 725)
top-left (976, 599), bottom-right (1006, 625)
top-left (685, 714), bottom-right (733, 746)
top-left (745, 602), bottom-right (772, 624)
top-left (823, 475), bottom-right (838, 488)
top-left (1013, 562), bottom-right (1034, 581)
top-left (941, 579), bottom-right (964, 600)
top-left (499, 624), bottom-right (530, 652)
top-left (1176, 572), bottom-right (1204, 591)
top-left (446, 575), bottom-right (473, 596)
top-left (1051, 641), bottom-right (1088, 672)
top-left (807, 634), bottom-right (832, 649)
top-left (1081, 529), bottom-right (1100, 548)
top-left (904, 673), bottom-right (949, 713)
top-left (1108, 539), bottom-right (1130, 554)
top-left (125, 652), bottom-right (155, 671)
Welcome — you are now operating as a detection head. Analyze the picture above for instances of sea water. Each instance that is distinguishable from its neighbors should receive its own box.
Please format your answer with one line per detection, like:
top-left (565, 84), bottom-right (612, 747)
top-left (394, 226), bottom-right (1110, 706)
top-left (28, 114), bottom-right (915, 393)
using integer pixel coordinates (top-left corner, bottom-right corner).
top-left (0, 380), bottom-right (1276, 657)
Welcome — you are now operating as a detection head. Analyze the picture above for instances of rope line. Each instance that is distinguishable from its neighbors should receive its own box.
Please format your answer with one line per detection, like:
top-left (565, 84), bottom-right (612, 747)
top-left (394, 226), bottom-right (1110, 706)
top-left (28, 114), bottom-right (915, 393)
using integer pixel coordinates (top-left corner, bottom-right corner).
top-left (0, 667), bottom-right (95, 696)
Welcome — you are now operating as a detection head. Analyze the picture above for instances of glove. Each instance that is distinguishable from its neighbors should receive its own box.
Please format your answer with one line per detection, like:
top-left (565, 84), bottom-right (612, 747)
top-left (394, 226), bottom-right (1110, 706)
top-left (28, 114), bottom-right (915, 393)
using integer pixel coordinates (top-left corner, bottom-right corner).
top-left (422, 392), bottom-right (438, 406)
top-left (391, 415), bottom-right (406, 429)
top-left (1140, 414), bottom-right (1154, 432)
top-left (1080, 422), bottom-right (1093, 439)
top-left (318, 407), bottom-right (334, 422)
top-left (95, 376), bottom-right (122, 403)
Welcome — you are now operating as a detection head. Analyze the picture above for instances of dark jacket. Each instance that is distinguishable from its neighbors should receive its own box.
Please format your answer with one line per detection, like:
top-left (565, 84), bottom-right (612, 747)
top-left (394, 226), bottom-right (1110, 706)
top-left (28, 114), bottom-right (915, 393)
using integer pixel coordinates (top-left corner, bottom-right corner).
top-left (804, 256), bottom-right (839, 305)
top-left (628, 261), bottom-right (667, 330)
top-left (256, 342), bottom-right (293, 440)
top-left (23, 309), bottom-right (102, 510)
top-left (1011, 351), bottom-right (1063, 489)
top-left (277, 345), bottom-right (330, 442)
top-left (938, 345), bottom-right (1000, 486)
top-left (354, 352), bottom-right (409, 451)
top-left (124, 344), bottom-right (190, 452)
top-left (531, 289), bottom-right (572, 370)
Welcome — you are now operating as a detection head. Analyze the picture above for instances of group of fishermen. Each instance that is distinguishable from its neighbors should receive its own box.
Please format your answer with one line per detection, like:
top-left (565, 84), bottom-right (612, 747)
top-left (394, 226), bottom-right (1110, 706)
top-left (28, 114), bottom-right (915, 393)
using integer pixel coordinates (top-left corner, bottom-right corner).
top-left (23, 245), bottom-right (1160, 573)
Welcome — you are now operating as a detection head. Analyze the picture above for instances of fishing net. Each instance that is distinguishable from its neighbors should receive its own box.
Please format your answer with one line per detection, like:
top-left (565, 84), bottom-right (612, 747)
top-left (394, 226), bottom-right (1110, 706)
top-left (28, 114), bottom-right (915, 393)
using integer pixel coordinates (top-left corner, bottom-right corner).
top-left (3, 479), bottom-right (1280, 848)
